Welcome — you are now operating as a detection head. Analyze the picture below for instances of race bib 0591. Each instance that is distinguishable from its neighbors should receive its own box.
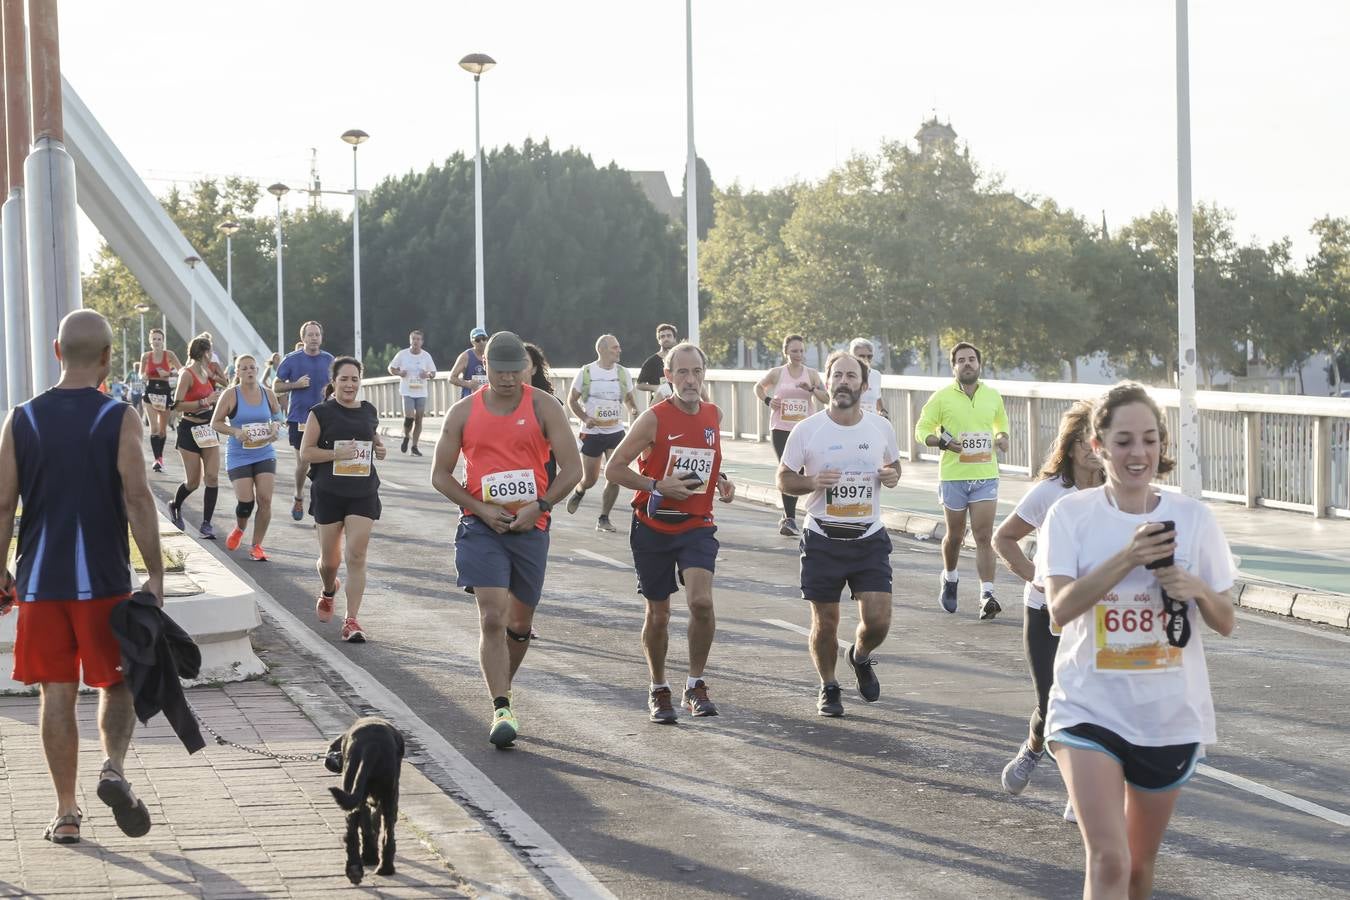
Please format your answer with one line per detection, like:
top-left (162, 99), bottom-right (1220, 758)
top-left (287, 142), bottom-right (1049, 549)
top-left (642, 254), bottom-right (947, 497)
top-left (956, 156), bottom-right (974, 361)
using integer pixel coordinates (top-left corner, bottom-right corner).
top-left (781, 398), bottom-right (809, 421)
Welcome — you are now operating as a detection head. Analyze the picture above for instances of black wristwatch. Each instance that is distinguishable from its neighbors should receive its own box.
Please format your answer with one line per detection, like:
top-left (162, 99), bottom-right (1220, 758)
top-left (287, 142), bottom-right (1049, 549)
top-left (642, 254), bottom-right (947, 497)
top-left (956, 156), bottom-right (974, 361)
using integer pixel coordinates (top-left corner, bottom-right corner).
top-left (536, 498), bottom-right (553, 514)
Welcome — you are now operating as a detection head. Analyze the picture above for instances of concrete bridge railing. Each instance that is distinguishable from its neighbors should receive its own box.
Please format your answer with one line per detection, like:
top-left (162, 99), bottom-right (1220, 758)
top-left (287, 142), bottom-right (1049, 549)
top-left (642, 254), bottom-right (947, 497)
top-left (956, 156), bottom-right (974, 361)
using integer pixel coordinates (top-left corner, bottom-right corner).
top-left (359, 370), bottom-right (1350, 520)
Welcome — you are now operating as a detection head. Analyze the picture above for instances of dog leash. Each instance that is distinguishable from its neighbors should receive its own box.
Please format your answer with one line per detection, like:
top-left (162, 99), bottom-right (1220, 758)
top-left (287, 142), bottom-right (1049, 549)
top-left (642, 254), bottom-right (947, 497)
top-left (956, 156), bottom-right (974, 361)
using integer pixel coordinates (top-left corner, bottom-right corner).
top-left (188, 700), bottom-right (328, 763)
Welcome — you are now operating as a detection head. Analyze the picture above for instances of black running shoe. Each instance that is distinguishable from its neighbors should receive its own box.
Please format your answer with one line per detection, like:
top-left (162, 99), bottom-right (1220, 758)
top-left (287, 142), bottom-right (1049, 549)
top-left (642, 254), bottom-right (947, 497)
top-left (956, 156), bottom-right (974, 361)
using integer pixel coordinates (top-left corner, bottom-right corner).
top-left (683, 680), bottom-right (719, 717)
top-left (847, 644), bottom-right (880, 702)
top-left (817, 683), bottom-right (844, 717)
top-left (411, 446), bottom-right (423, 457)
top-left (649, 687), bottom-right (677, 724)
top-left (168, 501), bottom-right (184, 531)
top-left (400, 435), bottom-right (409, 454)
top-left (980, 591), bottom-right (1002, 621)
top-left (938, 578), bottom-right (958, 614)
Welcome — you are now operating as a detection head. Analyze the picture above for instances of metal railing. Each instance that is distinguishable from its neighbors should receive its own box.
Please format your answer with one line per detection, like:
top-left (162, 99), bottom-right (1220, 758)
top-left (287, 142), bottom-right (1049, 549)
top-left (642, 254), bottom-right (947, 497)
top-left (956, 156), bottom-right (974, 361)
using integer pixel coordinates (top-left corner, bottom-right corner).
top-left (360, 370), bottom-right (1350, 519)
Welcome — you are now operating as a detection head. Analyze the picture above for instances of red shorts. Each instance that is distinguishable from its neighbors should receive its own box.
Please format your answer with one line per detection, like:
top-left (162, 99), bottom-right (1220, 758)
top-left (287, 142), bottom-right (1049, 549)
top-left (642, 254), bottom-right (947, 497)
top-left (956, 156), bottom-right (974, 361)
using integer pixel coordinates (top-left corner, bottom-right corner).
top-left (11, 595), bottom-right (129, 688)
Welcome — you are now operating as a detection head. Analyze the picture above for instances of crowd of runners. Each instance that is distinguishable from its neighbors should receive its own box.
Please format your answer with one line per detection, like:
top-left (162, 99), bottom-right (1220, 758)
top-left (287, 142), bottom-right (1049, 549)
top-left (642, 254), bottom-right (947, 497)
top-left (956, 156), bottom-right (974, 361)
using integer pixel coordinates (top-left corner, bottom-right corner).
top-left (1, 311), bottom-right (1237, 898)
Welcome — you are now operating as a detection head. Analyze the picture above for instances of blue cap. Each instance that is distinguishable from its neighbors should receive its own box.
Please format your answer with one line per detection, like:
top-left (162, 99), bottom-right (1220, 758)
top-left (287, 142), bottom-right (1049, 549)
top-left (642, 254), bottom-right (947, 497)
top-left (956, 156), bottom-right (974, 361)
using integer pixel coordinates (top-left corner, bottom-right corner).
top-left (470, 327), bottom-right (488, 340)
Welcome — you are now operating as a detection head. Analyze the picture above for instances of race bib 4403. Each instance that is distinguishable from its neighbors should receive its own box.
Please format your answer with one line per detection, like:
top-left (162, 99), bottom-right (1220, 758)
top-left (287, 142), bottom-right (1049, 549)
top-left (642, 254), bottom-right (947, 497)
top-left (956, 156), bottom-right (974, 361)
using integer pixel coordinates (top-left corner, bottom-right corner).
top-left (1094, 593), bottom-right (1183, 672)
top-left (481, 468), bottom-right (539, 513)
top-left (665, 446), bottom-right (715, 494)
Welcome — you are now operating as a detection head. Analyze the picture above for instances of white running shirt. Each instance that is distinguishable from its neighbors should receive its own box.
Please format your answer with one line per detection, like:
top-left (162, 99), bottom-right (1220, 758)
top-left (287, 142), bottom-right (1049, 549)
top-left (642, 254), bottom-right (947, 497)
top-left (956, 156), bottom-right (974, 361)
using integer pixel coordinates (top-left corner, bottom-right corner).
top-left (1039, 487), bottom-right (1236, 746)
top-left (571, 362), bottom-right (631, 435)
top-left (780, 410), bottom-right (899, 539)
top-left (860, 369), bottom-right (884, 415)
top-left (391, 348), bottom-right (437, 398)
top-left (1012, 478), bottom-right (1077, 610)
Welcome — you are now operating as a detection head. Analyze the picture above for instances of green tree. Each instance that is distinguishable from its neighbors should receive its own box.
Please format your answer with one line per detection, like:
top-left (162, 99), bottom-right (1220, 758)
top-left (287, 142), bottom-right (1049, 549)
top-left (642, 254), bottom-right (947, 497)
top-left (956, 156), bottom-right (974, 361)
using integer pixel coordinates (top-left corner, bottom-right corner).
top-left (1305, 216), bottom-right (1350, 391)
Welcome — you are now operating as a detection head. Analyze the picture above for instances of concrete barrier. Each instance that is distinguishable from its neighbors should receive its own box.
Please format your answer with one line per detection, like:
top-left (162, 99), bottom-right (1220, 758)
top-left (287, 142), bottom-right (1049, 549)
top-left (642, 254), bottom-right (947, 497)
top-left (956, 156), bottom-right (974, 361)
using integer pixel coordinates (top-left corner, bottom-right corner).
top-left (1290, 592), bottom-right (1350, 628)
top-left (0, 517), bottom-right (263, 694)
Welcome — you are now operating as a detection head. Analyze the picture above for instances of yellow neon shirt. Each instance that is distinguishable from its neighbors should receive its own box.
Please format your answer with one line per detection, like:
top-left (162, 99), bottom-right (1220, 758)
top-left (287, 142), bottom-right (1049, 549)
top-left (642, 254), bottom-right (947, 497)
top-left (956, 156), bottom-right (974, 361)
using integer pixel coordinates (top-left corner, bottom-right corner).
top-left (914, 381), bottom-right (1010, 481)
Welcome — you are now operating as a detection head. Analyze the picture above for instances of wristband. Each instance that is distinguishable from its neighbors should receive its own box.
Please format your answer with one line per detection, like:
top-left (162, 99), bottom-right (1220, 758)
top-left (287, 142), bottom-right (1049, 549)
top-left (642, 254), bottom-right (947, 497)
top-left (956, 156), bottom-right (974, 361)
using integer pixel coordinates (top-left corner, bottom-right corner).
top-left (650, 478), bottom-right (659, 493)
top-left (763, 396), bottom-right (772, 408)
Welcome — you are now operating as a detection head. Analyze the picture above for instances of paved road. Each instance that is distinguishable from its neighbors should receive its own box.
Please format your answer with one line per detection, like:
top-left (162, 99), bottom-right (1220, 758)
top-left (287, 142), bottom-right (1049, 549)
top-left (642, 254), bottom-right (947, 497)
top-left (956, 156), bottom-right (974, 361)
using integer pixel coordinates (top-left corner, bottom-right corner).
top-left (152, 441), bottom-right (1350, 899)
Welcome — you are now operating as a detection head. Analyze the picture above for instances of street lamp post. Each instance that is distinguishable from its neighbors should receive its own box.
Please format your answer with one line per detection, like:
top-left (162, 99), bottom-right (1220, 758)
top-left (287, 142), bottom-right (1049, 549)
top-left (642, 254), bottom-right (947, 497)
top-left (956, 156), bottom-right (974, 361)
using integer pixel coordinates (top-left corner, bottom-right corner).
top-left (184, 254), bottom-right (202, 337)
top-left (136, 303), bottom-right (151, 360)
top-left (218, 220), bottom-right (241, 357)
top-left (341, 129), bottom-right (369, 362)
top-left (684, 0), bottom-right (700, 346)
top-left (458, 53), bottom-right (495, 332)
top-left (268, 183), bottom-right (289, 357)
top-left (1174, 0), bottom-right (1200, 499)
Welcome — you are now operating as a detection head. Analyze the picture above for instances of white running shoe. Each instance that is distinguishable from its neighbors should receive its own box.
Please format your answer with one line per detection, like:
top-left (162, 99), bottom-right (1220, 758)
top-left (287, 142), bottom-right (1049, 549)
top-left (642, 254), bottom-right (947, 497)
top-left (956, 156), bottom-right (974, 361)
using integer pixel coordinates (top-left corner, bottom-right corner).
top-left (1001, 742), bottom-right (1043, 795)
top-left (1063, 799), bottom-right (1077, 824)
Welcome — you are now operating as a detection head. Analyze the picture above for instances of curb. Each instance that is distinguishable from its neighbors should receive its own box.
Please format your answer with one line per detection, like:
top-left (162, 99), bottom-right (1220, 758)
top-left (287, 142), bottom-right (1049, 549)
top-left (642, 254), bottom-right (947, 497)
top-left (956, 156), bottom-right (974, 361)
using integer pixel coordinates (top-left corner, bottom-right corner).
top-left (733, 476), bottom-right (1350, 630)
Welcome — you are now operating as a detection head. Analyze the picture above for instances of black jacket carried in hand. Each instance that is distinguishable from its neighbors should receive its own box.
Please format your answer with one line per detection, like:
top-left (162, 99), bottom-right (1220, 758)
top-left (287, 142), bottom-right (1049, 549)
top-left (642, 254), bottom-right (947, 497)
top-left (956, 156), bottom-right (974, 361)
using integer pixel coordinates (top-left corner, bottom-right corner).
top-left (109, 591), bottom-right (206, 754)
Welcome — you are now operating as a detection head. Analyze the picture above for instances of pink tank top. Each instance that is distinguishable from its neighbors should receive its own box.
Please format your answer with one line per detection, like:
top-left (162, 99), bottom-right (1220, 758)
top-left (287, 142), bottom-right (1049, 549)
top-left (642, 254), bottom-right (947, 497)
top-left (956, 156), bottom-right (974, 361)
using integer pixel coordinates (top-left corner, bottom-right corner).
top-left (770, 365), bottom-right (818, 432)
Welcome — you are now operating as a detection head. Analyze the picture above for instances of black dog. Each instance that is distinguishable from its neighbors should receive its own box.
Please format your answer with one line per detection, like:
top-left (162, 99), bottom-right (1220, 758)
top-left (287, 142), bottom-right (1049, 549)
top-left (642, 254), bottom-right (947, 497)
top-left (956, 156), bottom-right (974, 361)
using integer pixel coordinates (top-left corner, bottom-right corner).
top-left (326, 717), bottom-right (405, 884)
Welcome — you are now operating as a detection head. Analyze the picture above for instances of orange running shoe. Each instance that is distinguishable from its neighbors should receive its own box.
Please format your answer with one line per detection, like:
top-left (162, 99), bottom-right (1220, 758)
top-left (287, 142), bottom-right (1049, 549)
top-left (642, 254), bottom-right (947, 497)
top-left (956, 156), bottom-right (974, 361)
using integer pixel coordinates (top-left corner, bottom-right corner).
top-left (225, 528), bottom-right (245, 551)
top-left (340, 617), bottom-right (366, 643)
top-left (316, 578), bottom-right (340, 624)
top-left (249, 544), bottom-right (268, 561)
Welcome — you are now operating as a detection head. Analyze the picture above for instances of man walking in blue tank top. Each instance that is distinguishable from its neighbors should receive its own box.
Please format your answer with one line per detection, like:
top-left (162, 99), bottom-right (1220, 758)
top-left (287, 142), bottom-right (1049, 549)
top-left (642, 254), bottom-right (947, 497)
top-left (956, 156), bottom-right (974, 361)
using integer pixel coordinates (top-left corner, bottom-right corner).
top-left (0, 310), bottom-right (166, 844)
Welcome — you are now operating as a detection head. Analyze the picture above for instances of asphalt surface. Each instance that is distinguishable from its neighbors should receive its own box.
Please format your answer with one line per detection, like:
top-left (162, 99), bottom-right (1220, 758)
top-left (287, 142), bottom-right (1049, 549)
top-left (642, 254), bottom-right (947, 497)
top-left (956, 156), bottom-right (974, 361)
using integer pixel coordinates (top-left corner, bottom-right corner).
top-left (151, 436), bottom-right (1350, 899)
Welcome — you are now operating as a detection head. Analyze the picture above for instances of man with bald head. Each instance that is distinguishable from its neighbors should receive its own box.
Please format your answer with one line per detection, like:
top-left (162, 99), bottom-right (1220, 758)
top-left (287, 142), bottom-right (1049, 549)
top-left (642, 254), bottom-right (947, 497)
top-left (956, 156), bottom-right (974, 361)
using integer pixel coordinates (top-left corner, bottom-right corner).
top-left (565, 333), bottom-right (638, 531)
top-left (0, 309), bottom-right (165, 843)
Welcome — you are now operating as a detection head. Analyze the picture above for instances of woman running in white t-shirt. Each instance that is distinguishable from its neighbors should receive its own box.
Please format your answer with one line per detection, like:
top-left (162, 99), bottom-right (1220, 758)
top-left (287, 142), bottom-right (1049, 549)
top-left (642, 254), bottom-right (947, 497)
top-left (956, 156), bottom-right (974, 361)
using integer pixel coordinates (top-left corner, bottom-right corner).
top-left (994, 400), bottom-right (1101, 813)
top-left (1040, 382), bottom-right (1235, 900)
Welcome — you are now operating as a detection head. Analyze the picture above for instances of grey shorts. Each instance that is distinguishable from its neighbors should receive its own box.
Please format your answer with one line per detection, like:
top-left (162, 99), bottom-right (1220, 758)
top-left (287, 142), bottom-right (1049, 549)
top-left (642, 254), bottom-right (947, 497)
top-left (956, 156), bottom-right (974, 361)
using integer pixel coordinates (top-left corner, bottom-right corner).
top-left (402, 396), bottom-right (427, 415)
top-left (454, 515), bottom-right (550, 607)
top-left (939, 478), bottom-right (999, 511)
top-left (228, 458), bottom-right (278, 482)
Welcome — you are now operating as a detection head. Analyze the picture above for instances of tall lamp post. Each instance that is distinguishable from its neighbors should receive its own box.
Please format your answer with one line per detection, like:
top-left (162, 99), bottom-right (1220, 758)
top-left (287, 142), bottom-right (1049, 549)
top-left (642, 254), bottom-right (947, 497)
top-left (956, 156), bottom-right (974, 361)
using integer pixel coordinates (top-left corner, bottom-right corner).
top-left (136, 303), bottom-right (151, 360)
top-left (184, 254), bottom-right (201, 337)
top-left (1174, 0), bottom-right (1200, 498)
top-left (218, 220), bottom-right (241, 357)
top-left (341, 129), bottom-right (369, 361)
top-left (267, 183), bottom-right (289, 356)
top-left (684, 0), bottom-right (700, 345)
top-left (458, 53), bottom-right (495, 332)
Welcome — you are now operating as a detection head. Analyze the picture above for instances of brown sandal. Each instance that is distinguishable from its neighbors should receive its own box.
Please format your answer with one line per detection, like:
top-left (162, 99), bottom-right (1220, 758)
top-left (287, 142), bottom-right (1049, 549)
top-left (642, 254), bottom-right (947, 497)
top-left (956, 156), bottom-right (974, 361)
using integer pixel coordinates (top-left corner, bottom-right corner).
top-left (43, 812), bottom-right (81, 844)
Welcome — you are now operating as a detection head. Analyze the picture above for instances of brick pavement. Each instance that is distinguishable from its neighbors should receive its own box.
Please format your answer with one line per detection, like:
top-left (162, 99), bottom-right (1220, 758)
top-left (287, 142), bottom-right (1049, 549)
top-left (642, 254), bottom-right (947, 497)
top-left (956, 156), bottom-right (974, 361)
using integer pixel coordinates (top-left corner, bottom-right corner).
top-left (0, 679), bottom-right (473, 898)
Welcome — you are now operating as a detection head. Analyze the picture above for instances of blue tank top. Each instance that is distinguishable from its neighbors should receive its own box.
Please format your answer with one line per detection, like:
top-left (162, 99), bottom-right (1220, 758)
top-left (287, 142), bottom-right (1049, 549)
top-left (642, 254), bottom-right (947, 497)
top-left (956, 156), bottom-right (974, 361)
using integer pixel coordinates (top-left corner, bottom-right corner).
top-left (12, 388), bottom-right (132, 601)
top-left (462, 349), bottom-right (485, 398)
top-left (226, 385), bottom-right (278, 469)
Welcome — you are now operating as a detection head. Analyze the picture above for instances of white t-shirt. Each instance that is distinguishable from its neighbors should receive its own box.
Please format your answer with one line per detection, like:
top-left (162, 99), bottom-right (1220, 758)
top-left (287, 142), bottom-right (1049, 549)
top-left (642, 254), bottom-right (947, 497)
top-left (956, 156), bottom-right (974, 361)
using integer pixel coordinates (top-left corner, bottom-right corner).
top-left (1011, 478), bottom-right (1078, 610)
top-left (1039, 487), bottom-right (1236, 747)
top-left (391, 349), bottom-right (437, 397)
top-left (860, 369), bottom-right (884, 415)
top-left (571, 362), bottom-right (631, 435)
top-left (780, 410), bottom-right (899, 539)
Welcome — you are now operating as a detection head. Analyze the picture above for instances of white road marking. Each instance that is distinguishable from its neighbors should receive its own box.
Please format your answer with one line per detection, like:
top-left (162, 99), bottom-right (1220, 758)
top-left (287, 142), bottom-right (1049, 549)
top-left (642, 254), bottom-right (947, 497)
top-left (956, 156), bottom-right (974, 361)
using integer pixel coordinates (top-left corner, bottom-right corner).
top-left (762, 617), bottom-right (848, 651)
top-left (201, 542), bottom-right (616, 900)
top-left (1233, 609), bottom-right (1350, 644)
top-left (1196, 766), bottom-right (1350, 828)
top-left (760, 616), bottom-right (1350, 831)
top-left (571, 548), bottom-right (630, 570)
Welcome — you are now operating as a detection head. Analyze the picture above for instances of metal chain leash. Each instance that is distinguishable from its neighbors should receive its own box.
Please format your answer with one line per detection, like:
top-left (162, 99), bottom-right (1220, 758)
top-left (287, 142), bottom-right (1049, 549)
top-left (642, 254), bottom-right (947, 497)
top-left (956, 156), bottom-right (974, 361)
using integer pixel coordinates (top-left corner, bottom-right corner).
top-left (188, 701), bottom-right (327, 763)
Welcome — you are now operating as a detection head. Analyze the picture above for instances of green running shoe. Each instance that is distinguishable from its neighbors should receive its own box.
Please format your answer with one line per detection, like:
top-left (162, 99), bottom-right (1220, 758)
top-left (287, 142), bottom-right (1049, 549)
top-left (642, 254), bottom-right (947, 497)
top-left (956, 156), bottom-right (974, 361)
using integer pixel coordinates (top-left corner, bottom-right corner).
top-left (489, 707), bottom-right (518, 748)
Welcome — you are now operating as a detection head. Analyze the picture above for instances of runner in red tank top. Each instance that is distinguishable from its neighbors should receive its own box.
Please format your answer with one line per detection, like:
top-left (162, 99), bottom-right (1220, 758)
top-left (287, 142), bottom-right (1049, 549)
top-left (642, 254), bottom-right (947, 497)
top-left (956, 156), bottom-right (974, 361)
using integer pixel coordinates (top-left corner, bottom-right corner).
top-left (431, 331), bottom-right (581, 749)
top-left (605, 343), bottom-right (736, 724)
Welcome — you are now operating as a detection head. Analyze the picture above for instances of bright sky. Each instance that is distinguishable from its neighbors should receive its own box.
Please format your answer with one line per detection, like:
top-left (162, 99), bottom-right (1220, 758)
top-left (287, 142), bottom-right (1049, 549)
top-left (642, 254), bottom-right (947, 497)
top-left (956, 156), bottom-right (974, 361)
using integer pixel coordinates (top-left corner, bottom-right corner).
top-left (62, 0), bottom-right (1348, 263)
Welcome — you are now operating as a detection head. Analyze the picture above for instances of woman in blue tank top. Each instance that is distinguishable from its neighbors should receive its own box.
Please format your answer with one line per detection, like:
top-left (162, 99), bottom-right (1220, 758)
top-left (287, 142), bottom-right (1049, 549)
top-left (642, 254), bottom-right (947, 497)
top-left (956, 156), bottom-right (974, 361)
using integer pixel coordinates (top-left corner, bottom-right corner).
top-left (210, 355), bottom-right (282, 560)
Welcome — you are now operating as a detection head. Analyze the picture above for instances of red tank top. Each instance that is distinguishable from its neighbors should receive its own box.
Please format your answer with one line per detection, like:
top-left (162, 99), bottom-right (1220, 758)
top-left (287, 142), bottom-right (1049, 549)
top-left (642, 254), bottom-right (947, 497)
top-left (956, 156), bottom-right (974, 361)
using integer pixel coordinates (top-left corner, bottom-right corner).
top-left (633, 398), bottom-right (722, 534)
top-left (462, 384), bottom-right (553, 531)
top-left (144, 351), bottom-right (173, 379)
top-left (183, 367), bottom-right (214, 403)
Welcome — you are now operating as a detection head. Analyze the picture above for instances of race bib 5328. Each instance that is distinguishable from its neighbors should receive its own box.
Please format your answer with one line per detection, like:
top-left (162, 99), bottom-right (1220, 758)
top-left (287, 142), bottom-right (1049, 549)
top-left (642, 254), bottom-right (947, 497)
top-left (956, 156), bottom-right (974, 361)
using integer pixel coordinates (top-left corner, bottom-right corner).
top-left (481, 468), bottom-right (539, 513)
top-left (1094, 593), bottom-right (1182, 673)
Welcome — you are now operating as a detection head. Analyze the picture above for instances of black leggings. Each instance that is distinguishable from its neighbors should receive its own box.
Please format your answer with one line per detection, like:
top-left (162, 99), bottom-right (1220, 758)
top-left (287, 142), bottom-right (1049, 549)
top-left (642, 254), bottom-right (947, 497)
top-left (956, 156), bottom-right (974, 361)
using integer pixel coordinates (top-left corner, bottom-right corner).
top-left (1024, 604), bottom-right (1060, 746)
top-left (771, 428), bottom-right (798, 521)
